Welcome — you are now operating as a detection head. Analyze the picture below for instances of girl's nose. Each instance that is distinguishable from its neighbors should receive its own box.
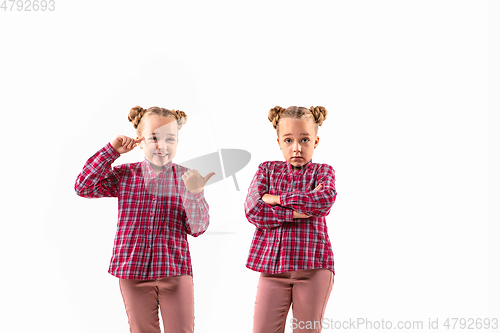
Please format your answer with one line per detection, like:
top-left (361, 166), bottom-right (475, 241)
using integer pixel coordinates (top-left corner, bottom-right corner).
top-left (293, 142), bottom-right (301, 152)
top-left (155, 141), bottom-right (167, 150)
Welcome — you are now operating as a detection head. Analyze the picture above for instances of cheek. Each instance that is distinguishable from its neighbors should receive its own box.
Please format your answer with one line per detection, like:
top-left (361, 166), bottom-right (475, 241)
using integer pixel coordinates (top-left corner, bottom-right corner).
top-left (143, 143), bottom-right (157, 154)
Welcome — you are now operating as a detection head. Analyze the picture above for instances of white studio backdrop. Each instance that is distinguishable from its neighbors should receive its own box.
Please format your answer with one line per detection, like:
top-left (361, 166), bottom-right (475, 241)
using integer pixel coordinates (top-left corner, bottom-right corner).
top-left (0, 1), bottom-right (498, 332)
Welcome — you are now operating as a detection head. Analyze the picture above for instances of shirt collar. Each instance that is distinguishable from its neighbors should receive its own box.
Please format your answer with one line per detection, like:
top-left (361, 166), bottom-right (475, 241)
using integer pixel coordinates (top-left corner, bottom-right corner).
top-left (141, 159), bottom-right (174, 179)
top-left (286, 158), bottom-right (313, 173)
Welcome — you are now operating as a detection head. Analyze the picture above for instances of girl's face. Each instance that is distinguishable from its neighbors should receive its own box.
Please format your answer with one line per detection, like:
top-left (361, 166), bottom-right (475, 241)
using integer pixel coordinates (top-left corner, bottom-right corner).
top-left (277, 117), bottom-right (319, 170)
top-left (137, 115), bottom-right (179, 171)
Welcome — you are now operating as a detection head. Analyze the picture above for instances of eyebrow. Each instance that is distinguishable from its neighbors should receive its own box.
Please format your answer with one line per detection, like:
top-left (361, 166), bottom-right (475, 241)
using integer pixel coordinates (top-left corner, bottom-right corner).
top-left (282, 133), bottom-right (311, 136)
top-left (149, 132), bottom-right (177, 137)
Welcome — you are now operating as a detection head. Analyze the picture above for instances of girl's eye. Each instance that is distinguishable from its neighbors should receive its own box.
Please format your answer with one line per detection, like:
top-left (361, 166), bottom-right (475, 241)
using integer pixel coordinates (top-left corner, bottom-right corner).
top-left (301, 138), bottom-right (310, 143)
top-left (284, 139), bottom-right (292, 143)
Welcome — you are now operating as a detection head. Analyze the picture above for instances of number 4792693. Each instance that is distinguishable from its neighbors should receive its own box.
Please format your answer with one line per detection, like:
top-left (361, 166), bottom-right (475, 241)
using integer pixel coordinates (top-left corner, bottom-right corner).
top-left (1, 0), bottom-right (55, 11)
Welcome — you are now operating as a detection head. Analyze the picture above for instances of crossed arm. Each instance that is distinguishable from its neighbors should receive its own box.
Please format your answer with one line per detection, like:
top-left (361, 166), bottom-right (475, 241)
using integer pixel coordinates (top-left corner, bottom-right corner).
top-left (244, 163), bottom-right (336, 229)
top-left (261, 184), bottom-right (323, 219)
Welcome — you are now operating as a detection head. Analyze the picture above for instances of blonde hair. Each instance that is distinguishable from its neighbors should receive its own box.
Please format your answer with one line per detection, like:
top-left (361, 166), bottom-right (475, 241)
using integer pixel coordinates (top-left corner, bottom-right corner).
top-left (127, 106), bottom-right (187, 135)
top-left (268, 106), bottom-right (327, 135)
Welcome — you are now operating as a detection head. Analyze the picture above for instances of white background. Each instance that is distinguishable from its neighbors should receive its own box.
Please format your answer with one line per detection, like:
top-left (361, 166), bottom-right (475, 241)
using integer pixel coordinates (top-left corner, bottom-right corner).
top-left (1, 1), bottom-right (498, 332)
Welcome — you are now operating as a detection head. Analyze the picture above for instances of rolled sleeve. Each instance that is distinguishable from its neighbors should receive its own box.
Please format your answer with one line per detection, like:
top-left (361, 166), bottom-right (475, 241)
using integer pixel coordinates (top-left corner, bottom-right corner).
top-left (74, 143), bottom-right (122, 198)
top-left (181, 186), bottom-right (210, 237)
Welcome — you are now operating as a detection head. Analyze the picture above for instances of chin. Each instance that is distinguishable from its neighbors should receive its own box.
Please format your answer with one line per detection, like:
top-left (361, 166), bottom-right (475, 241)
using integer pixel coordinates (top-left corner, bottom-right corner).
top-left (158, 160), bottom-right (172, 166)
top-left (149, 159), bottom-right (168, 168)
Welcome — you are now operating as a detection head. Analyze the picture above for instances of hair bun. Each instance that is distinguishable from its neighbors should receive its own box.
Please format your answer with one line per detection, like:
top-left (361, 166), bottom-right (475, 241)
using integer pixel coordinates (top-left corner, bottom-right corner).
top-left (128, 106), bottom-right (147, 129)
top-left (172, 109), bottom-right (187, 129)
top-left (268, 106), bottom-right (286, 129)
top-left (309, 106), bottom-right (328, 126)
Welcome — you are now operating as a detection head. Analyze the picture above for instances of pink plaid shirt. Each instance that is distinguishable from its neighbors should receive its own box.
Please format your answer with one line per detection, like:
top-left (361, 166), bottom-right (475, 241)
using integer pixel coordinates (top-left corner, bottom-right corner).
top-left (244, 160), bottom-right (337, 274)
top-left (75, 143), bottom-right (209, 280)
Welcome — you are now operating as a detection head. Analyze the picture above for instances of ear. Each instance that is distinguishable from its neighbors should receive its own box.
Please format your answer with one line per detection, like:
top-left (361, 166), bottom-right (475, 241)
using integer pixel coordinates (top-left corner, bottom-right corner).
top-left (314, 136), bottom-right (320, 149)
top-left (136, 136), bottom-right (143, 149)
top-left (277, 137), bottom-right (281, 150)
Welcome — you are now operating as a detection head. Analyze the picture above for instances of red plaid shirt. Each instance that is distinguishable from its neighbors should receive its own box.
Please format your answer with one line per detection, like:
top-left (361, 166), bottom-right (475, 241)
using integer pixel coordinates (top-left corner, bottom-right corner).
top-left (244, 160), bottom-right (337, 274)
top-left (75, 143), bottom-right (209, 280)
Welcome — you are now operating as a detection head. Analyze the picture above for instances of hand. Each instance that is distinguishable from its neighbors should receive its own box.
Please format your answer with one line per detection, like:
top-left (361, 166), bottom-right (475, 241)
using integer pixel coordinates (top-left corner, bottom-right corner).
top-left (293, 211), bottom-right (310, 219)
top-left (312, 184), bottom-right (322, 191)
top-left (262, 194), bottom-right (280, 206)
top-left (111, 135), bottom-right (143, 154)
top-left (291, 185), bottom-right (320, 219)
top-left (182, 170), bottom-right (215, 194)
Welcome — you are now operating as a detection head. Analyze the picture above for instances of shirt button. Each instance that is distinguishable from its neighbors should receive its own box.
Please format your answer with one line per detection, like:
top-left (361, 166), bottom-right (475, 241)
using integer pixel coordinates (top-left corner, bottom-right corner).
top-left (152, 197), bottom-right (157, 201)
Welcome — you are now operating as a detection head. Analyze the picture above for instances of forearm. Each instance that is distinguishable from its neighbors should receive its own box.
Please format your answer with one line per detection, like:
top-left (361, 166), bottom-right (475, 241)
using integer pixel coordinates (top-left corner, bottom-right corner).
top-left (262, 194), bottom-right (310, 220)
top-left (245, 162), bottom-right (302, 228)
top-left (280, 187), bottom-right (336, 217)
top-left (182, 191), bottom-right (210, 237)
top-left (245, 194), bottom-right (293, 229)
top-left (75, 143), bottom-right (120, 198)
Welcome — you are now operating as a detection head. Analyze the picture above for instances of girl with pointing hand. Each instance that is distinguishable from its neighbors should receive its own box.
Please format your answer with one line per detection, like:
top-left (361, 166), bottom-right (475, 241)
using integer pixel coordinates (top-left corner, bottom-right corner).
top-left (75, 106), bottom-right (214, 333)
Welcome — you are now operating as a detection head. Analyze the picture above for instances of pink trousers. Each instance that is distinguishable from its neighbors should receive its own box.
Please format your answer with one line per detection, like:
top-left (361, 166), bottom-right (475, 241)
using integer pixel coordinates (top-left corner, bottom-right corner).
top-left (119, 275), bottom-right (194, 333)
top-left (253, 268), bottom-right (334, 333)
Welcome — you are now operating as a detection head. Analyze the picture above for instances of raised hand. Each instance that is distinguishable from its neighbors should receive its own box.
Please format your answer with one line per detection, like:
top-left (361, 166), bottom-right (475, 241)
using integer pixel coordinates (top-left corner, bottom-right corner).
top-left (182, 169), bottom-right (216, 194)
top-left (111, 135), bottom-right (144, 154)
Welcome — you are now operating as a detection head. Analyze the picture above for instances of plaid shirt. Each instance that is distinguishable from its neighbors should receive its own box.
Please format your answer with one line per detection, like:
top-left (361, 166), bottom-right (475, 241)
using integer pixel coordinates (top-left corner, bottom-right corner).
top-left (75, 143), bottom-right (209, 280)
top-left (244, 160), bottom-right (337, 274)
